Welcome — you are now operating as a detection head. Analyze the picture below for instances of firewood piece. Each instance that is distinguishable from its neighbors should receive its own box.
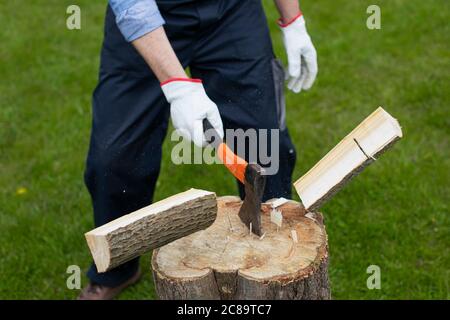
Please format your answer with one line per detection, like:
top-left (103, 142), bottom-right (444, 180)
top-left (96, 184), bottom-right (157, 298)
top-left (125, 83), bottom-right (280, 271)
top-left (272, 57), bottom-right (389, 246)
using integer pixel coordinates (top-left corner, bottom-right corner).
top-left (294, 107), bottom-right (402, 211)
top-left (85, 189), bottom-right (217, 273)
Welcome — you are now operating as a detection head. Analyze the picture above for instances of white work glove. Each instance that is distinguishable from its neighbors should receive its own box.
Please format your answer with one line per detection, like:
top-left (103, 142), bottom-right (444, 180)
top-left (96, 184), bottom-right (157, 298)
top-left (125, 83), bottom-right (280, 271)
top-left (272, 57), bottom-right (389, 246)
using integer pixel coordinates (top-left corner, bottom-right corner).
top-left (279, 14), bottom-right (318, 93)
top-left (161, 78), bottom-right (224, 147)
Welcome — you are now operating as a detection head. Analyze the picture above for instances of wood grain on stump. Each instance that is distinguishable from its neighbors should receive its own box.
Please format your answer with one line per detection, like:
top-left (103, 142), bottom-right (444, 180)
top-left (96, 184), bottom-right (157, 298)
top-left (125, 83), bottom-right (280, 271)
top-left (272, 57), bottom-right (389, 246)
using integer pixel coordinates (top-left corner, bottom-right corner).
top-left (152, 196), bottom-right (330, 300)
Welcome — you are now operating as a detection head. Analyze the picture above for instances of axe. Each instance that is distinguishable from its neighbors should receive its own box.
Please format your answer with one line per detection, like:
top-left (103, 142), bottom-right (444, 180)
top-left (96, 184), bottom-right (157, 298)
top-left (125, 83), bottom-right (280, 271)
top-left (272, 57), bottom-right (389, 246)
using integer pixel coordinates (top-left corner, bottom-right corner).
top-left (203, 119), bottom-right (266, 236)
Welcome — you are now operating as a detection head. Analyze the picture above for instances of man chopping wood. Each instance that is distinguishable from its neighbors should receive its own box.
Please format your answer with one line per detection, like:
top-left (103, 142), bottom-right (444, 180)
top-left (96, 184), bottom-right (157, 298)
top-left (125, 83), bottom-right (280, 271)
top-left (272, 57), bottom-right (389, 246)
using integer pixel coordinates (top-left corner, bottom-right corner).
top-left (79, 0), bottom-right (317, 300)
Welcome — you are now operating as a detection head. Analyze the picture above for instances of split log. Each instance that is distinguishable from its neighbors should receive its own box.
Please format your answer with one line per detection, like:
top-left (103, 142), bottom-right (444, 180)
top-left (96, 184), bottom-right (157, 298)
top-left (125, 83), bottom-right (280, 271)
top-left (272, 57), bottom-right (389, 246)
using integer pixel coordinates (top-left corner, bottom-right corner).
top-left (85, 189), bottom-right (217, 273)
top-left (152, 196), bottom-right (330, 300)
top-left (294, 107), bottom-right (402, 211)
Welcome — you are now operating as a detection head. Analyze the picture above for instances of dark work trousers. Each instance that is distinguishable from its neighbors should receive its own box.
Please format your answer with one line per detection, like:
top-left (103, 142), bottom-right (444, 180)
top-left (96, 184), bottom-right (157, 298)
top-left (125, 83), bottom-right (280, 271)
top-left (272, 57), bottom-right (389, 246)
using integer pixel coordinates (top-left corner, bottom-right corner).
top-left (84, 0), bottom-right (297, 287)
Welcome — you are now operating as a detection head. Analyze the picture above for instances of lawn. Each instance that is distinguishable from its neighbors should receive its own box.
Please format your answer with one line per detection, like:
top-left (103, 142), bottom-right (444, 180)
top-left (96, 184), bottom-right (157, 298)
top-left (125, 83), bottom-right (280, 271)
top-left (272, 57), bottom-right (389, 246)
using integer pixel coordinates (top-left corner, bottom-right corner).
top-left (0, 0), bottom-right (448, 299)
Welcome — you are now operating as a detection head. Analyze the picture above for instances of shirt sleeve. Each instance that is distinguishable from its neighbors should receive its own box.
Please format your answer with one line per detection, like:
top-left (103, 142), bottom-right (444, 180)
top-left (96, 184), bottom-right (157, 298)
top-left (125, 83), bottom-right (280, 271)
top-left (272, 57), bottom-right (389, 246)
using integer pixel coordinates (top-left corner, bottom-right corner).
top-left (109, 0), bottom-right (165, 42)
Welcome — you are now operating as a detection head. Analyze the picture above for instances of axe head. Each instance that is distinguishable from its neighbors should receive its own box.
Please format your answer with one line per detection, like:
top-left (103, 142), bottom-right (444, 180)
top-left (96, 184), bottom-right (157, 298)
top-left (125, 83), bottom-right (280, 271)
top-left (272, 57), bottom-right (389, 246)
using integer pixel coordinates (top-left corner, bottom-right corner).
top-left (238, 163), bottom-right (266, 236)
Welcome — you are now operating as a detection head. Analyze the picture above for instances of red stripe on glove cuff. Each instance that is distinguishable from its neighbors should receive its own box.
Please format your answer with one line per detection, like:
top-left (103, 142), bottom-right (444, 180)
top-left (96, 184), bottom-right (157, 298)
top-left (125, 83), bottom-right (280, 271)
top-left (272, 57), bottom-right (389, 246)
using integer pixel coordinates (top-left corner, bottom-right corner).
top-left (277, 11), bottom-right (303, 28)
top-left (160, 78), bottom-right (202, 86)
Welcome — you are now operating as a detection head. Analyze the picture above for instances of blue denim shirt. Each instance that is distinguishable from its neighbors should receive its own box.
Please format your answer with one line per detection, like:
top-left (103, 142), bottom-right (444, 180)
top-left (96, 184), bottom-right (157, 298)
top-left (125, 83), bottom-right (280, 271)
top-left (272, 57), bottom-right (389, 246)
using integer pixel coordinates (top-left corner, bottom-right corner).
top-left (110, 0), bottom-right (165, 42)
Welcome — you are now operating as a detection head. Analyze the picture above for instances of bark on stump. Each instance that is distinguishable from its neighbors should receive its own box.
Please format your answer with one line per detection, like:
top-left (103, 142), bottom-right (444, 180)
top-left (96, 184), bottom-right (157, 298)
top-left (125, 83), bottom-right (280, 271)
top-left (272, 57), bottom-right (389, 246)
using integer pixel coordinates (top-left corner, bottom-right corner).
top-left (151, 196), bottom-right (330, 300)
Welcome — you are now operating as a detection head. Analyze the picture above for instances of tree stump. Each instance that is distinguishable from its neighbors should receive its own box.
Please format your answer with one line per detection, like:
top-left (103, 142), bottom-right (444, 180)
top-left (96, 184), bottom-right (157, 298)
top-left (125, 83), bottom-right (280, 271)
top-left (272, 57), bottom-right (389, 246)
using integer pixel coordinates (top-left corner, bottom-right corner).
top-left (151, 196), bottom-right (330, 300)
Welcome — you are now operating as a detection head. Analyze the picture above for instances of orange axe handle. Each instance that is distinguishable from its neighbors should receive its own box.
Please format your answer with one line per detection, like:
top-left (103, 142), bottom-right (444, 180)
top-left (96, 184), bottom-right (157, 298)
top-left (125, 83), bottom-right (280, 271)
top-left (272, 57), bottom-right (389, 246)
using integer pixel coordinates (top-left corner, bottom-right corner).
top-left (203, 119), bottom-right (247, 184)
top-left (217, 143), bottom-right (247, 184)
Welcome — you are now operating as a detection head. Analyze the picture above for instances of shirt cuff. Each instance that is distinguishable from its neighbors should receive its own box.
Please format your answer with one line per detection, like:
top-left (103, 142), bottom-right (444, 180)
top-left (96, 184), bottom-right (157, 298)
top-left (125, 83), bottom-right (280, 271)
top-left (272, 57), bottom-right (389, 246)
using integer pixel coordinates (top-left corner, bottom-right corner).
top-left (114, 1), bottom-right (165, 42)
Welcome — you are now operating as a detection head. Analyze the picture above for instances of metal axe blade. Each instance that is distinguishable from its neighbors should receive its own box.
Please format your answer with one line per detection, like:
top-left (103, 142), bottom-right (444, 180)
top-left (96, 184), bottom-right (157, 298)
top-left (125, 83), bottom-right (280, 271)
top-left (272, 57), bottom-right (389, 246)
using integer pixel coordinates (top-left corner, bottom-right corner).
top-left (238, 163), bottom-right (266, 236)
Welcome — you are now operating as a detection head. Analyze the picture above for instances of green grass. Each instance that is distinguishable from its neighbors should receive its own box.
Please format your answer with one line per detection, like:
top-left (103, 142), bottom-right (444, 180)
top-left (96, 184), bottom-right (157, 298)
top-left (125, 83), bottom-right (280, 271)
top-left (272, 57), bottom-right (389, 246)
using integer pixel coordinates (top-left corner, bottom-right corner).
top-left (0, 0), bottom-right (448, 299)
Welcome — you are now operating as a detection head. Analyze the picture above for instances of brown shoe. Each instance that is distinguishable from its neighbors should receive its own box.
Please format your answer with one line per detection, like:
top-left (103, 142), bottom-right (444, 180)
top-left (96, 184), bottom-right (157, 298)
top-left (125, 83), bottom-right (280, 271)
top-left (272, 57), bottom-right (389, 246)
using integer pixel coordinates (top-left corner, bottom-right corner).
top-left (77, 269), bottom-right (141, 300)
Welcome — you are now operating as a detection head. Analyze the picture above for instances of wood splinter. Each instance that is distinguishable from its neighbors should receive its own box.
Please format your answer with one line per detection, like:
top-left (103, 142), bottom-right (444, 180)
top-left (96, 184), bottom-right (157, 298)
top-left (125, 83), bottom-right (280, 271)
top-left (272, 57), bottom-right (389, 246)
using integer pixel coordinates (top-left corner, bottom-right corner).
top-left (291, 230), bottom-right (298, 243)
top-left (270, 209), bottom-right (283, 228)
